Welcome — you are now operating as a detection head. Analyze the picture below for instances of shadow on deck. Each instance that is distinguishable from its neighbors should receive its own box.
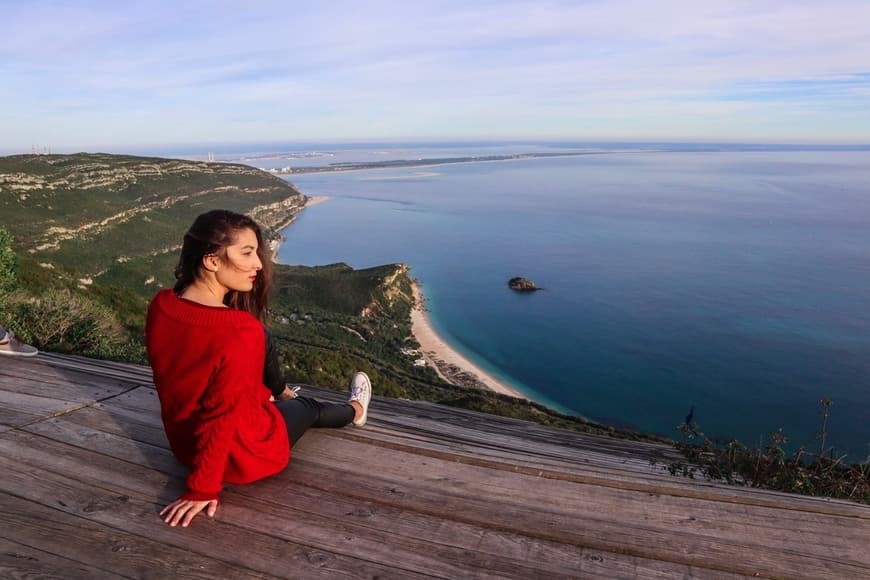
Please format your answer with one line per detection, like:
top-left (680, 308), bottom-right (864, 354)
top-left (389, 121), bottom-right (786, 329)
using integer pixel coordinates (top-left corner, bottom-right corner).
top-left (1, 353), bottom-right (868, 579)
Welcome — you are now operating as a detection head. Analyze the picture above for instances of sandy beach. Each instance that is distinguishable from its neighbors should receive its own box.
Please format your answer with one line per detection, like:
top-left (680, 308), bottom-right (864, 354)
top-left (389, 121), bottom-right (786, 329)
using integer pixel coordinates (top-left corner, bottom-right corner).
top-left (275, 195), bottom-right (525, 401)
top-left (303, 195), bottom-right (329, 208)
top-left (411, 282), bottom-right (527, 400)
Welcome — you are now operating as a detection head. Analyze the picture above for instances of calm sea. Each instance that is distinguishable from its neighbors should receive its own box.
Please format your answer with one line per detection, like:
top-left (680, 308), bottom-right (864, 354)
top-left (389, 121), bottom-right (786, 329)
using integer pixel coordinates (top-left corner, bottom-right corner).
top-left (275, 148), bottom-right (870, 459)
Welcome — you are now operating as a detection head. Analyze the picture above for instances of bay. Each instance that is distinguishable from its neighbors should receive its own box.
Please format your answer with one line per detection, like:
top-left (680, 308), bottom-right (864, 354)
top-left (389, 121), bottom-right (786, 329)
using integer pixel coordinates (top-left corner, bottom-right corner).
top-left (276, 149), bottom-right (870, 459)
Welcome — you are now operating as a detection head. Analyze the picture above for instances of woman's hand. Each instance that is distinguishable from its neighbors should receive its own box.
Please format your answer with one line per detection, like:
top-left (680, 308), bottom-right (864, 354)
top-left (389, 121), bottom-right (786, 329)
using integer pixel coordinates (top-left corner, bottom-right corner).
top-left (270, 384), bottom-right (298, 402)
top-left (160, 497), bottom-right (219, 527)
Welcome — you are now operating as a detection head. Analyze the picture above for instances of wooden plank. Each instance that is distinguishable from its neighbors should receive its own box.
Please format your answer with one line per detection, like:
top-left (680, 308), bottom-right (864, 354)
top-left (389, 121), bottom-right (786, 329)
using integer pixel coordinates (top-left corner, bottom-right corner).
top-left (5, 416), bottom-right (719, 579)
top-left (19, 415), bottom-right (182, 475)
top-left (305, 430), bottom-right (870, 529)
top-left (0, 390), bottom-right (80, 426)
top-left (0, 409), bottom-right (44, 431)
top-left (0, 537), bottom-right (126, 580)
top-left (16, 412), bottom-right (860, 579)
top-left (5, 426), bottom-right (579, 579)
top-left (34, 352), bottom-right (155, 384)
top-left (282, 434), bottom-right (870, 579)
top-left (21, 393), bottom-right (870, 551)
top-left (11, 354), bottom-right (866, 517)
top-left (322, 427), bottom-right (870, 517)
top-left (6, 354), bottom-right (869, 579)
top-left (286, 458), bottom-right (865, 579)
top-left (62, 390), bottom-right (676, 495)
top-left (306, 384), bottom-right (682, 459)
top-left (0, 495), bottom-right (271, 579)
top-left (29, 355), bottom-right (850, 513)
top-left (0, 377), bottom-right (135, 403)
top-left (0, 366), bottom-right (136, 401)
top-left (0, 357), bottom-right (141, 390)
top-left (1, 426), bottom-right (721, 579)
top-left (66, 403), bottom-right (169, 448)
top-left (0, 453), bottom-right (432, 579)
top-left (329, 424), bottom-right (693, 486)
top-left (239, 462), bottom-right (741, 580)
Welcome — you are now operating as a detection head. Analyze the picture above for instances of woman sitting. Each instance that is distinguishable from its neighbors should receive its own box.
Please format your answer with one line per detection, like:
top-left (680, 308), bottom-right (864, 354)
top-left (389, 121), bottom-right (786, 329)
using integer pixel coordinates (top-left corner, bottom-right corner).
top-left (146, 209), bottom-right (371, 527)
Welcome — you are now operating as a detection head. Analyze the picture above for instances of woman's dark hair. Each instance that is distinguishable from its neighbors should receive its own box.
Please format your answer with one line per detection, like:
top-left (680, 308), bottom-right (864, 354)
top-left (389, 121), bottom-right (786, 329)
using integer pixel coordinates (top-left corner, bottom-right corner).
top-left (174, 209), bottom-right (272, 322)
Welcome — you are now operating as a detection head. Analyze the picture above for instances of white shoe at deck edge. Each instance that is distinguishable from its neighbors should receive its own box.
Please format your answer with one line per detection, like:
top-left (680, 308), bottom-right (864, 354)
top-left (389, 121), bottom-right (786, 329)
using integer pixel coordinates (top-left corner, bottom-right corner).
top-left (348, 371), bottom-right (371, 427)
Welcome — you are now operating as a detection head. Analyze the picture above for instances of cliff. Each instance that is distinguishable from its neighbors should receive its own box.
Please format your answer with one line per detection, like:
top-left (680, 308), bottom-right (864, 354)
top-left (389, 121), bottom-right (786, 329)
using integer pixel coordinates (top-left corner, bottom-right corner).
top-left (0, 153), bottom-right (305, 287)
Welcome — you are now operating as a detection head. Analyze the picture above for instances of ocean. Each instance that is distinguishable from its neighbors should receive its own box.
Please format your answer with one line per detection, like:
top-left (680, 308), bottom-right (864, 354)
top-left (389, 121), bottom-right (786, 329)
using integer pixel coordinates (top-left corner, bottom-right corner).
top-left (271, 146), bottom-right (870, 460)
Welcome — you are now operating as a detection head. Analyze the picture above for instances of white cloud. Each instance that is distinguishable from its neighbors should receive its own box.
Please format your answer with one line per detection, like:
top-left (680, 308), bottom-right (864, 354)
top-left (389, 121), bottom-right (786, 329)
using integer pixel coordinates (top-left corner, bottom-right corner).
top-left (2, 0), bottom-right (869, 148)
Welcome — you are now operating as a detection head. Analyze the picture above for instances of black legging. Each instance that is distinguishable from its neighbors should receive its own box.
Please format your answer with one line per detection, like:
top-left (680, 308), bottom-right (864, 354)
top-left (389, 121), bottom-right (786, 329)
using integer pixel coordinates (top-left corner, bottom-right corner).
top-left (262, 326), bottom-right (354, 444)
top-left (275, 396), bottom-right (355, 445)
top-left (263, 326), bottom-right (284, 398)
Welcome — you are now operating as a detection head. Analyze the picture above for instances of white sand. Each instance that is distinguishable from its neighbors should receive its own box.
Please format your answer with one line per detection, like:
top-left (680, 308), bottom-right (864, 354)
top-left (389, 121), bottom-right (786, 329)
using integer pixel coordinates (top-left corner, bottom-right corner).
top-left (303, 195), bottom-right (329, 207)
top-left (411, 282), bottom-right (527, 400)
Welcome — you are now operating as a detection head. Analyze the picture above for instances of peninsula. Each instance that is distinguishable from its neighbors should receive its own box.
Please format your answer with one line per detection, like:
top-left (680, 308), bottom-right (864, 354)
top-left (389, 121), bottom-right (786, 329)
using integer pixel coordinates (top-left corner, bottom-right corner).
top-left (263, 151), bottom-right (601, 174)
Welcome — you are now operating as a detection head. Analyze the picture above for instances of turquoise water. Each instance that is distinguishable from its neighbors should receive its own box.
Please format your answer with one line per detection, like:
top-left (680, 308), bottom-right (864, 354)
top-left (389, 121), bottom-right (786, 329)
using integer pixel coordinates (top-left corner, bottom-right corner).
top-left (276, 150), bottom-right (870, 459)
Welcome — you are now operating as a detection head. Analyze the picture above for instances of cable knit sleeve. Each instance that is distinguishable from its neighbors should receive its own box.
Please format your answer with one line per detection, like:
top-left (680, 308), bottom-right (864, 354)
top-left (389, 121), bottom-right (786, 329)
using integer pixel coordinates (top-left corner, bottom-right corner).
top-left (182, 325), bottom-right (265, 501)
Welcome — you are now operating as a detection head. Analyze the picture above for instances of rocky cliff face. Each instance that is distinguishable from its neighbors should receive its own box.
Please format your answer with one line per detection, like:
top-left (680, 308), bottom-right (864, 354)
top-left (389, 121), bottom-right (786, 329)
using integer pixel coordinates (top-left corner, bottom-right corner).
top-left (0, 154), bottom-right (285, 194)
top-left (0, 153), bottom-right (305, 285)
top-left (361, 263), bottom-right (413, 317)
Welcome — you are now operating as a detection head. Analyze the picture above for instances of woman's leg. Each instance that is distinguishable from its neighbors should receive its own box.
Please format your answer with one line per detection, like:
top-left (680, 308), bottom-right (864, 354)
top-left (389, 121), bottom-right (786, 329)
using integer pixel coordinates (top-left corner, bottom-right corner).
top-left (275, 396), bottom-right (355, 444)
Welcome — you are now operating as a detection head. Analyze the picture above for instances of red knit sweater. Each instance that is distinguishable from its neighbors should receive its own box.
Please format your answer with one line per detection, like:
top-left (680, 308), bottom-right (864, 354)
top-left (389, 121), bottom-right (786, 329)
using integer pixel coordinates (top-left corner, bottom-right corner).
top-left (145, 289), bottom-right (290, 501)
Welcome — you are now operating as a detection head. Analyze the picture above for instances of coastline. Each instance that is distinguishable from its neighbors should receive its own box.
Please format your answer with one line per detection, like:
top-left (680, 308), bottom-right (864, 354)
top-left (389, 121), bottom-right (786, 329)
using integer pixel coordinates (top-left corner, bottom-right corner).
top-left (269, 195), bottom-right (329, 261)
top-left (410, 281), bottom-right (527, 400)
top-left (268, 192), bottom-right (525, 400)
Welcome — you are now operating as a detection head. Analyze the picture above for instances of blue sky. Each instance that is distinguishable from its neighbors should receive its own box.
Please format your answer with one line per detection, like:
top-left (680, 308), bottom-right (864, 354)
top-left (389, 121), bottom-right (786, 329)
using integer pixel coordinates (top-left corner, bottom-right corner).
top-left (2, 0), bottom-right (869, 151)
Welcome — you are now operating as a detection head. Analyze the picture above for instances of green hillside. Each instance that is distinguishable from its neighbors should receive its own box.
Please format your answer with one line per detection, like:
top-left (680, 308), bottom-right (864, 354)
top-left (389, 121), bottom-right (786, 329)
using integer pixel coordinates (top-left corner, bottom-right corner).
top-left (0, 151), bottom-right (636, 434)
top-left (1, 153), bottom-right (305, 292)
top-left (2, 152), bottom-right (866, 503)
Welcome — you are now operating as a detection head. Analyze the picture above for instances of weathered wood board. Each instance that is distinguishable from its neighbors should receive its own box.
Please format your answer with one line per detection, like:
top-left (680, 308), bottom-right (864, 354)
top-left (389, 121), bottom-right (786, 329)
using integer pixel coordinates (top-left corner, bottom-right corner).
top-left (1, 354), bottom-right (868, 579)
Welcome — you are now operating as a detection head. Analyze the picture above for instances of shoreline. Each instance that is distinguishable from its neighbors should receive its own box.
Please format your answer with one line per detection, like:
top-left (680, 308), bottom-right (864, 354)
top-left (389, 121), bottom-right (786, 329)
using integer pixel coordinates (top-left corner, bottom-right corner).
top-left (268, 151), bottom-right (616, 176)
top-left (271, 191), bottom-right (526, 401)
top-left (269, 195), bottom-right (329, 261)
top-left (410, 281), bottom-right (527, 400)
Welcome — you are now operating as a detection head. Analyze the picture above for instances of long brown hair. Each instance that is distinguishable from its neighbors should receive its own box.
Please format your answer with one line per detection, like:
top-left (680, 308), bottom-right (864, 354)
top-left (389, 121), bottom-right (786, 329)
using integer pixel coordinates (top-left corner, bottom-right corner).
top-left (173, 209), bottom-right (272, 322)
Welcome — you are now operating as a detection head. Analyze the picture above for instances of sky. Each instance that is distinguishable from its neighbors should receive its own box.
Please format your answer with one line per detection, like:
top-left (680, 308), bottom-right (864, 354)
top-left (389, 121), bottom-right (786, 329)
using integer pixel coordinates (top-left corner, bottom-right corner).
top-left (2, 0), bottom-right (870, 152)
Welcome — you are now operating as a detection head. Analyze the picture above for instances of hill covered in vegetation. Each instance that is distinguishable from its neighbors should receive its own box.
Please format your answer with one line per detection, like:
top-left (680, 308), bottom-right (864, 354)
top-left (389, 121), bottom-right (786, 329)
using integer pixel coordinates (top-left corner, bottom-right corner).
top-left (0, 153), bottom-right (625, 434)
top-left (4, 152), bottom-right (865, 502)
top-left (1, 153), bottom-right (305, 291)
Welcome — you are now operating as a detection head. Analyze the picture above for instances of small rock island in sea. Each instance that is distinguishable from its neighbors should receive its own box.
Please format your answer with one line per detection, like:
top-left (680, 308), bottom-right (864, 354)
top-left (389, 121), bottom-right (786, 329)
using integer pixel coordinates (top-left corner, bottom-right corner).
top-left (508, 277), bottom-right (542, 292)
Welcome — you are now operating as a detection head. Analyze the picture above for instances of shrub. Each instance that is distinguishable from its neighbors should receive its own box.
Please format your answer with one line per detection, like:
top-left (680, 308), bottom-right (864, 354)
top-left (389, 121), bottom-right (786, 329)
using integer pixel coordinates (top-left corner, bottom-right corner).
top-left (669, 401), bottom-right (870, 504)
top-left (0, 227), bottom-right (18, 297)
top-left (2, 288), bottom-right (126, 355)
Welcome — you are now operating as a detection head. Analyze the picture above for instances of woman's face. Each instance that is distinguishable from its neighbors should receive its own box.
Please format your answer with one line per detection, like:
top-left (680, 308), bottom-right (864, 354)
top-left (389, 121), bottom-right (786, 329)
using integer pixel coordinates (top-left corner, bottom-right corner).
top-left (213, 228), bottom-right (263, 293)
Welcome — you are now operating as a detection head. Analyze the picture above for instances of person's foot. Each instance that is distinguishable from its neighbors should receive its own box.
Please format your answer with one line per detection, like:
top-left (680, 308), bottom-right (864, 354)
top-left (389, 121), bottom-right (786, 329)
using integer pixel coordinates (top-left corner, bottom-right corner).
top-left (0, 330), bottom-right (38, 357)
top-left (348, 372), bottom-right (371, 427)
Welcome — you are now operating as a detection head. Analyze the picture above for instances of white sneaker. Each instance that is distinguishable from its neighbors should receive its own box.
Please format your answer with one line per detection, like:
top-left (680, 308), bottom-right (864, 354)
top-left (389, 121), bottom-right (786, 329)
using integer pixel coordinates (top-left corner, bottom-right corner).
top-left (0, 331), bottom-right (38, 357)
top-left (348, 372), bottom-right (371, 427)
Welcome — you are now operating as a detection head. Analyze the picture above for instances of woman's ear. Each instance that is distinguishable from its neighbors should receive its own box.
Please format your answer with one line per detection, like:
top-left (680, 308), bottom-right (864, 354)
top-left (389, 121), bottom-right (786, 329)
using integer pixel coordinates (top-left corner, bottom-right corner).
top-left (201, 254), bottom-right (220, 273)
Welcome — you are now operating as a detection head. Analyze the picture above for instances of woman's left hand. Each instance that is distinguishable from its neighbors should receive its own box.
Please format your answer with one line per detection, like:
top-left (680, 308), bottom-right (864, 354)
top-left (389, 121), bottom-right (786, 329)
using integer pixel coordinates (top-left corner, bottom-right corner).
top-left (160, 497), bottom-right (219, 527)
top-left (270, 384), bottom-right (298, 402)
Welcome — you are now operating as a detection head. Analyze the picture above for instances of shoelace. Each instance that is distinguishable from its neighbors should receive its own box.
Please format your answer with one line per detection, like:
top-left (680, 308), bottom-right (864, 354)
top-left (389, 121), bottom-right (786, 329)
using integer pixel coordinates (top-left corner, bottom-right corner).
top-left (350, 380), bottom-right (368, 400)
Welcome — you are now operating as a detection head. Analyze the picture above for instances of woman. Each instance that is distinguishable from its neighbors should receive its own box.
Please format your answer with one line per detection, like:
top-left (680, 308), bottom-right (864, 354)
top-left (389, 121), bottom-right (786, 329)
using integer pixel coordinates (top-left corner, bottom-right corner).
top-left (146, 209), bottom-right (371, 528)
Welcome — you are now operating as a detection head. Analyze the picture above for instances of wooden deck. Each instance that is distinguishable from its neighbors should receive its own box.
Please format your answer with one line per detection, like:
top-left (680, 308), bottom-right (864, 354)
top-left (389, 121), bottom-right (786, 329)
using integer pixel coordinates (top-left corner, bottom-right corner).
top-left (1, 353), bottom-right (868, 579)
